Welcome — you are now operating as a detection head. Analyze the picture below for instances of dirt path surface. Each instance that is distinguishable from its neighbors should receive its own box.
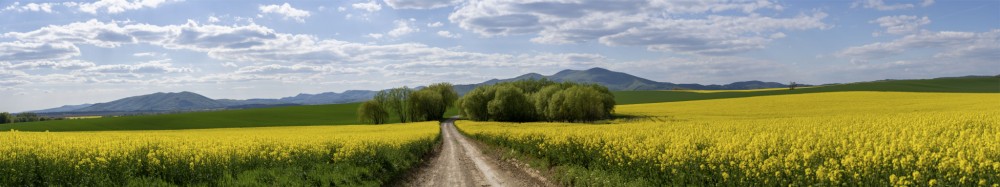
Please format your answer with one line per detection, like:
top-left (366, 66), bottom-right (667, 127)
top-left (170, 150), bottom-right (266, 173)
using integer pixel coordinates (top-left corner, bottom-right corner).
top-left (402, 118), bottom-right (553, 187)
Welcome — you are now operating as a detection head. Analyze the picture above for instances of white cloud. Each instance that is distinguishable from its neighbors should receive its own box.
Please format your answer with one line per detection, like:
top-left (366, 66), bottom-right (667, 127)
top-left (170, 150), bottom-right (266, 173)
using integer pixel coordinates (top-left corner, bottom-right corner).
top-left (221, 62), bottom-right (238, 68)
top-left (207, 16), bottom-right (221, 23)
top-left (77, 0), bottom-right (181, 14)
top-left (0, 19), bottom-right (650, 88)
top-left (133, 52), bottom-right (163, 57)
top-left (437, 31), bottom-right (460, 38)
top-left (383, 0), bottom-right (460, 9)
top-left (367, 33), bottom-right (384, 39)
top-left (597, 13), bottom-right (830, 55)
top-left (234, 64), bottom-right (366, 75)
top-left (427, 21), bottom-right (444, 27)
top-left (852, 0), bottom-right (933, 11)
top-left (838, 30), bottom-right (1000, 60)
top-left (871, 15), bottom-right (930, 35)
top-left (603, 56), bottom-right (793, 84)
top-left (259, 3), bottom-right (311, 22)
top-left (82, 59), bottom-right (193, 74)
top-left (1, 19), bottom-right (618, 76)
top-left (2, 2), bottom-right (55, 13)
top-left (5, 60), bottom-right (96, 70)
top-left (352, 1), bottom-right (382, 12)
top-left (0, 42), bottom-right (80, 62)
top-left (449, 0), bottom-right (828, 55)
top-left (388, 19), bottom-right (420, 37)
top-left (2, 0), bottom-right (178, 14)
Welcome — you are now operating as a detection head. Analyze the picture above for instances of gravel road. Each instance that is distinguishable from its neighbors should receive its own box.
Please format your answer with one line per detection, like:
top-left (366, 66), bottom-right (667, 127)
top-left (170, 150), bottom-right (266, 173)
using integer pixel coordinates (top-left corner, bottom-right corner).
top-left (402, 118), bottom-right (553, 187)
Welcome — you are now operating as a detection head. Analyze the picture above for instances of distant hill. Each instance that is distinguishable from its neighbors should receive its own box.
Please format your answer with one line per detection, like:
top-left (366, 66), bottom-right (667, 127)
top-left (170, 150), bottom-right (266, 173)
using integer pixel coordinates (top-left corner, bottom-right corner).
top-left (75, 91), bottom-right (226, 112)
top-left (455, 67), bottom-right (791, 94)
top-left (216, 90), bottom-right (377, 106)
top-left (276, 90), bottom-right (376, 104)
top-left (35, 90), bottom-right (377, 114)
top-left (29, 103), bottom-right (93, 113)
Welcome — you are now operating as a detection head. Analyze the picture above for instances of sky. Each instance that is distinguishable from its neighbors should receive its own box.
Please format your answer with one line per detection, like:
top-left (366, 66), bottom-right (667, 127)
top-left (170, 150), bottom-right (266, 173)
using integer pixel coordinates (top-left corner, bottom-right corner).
top-left (0, 0), bottom-right (997, 112)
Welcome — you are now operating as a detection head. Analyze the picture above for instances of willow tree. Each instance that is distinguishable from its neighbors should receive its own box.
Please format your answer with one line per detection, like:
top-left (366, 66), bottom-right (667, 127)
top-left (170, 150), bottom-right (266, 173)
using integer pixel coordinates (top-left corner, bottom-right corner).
top-left (375, 87), bottom-right (413, 123)
top-left (357, 100), bottom-right (389, 124)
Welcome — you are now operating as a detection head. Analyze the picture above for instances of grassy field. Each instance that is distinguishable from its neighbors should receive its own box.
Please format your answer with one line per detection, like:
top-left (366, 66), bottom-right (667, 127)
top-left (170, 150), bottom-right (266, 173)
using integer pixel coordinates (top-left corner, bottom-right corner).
top-left (458, 91), bottom-right (1000, 186)
top-left (614, 77), bottom-right (998, 104)
top-left (2, 103), bottom-right (459, 132)
top-left (0, 122), bottom-right (440, 186)
top-left (2, 103), bottom-right (365, 131)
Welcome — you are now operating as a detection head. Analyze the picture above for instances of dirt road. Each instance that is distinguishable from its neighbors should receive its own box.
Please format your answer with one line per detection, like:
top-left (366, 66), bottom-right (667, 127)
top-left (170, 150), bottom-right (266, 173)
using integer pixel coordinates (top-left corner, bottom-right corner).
top-left (403, 118), bottom-right (552, 187)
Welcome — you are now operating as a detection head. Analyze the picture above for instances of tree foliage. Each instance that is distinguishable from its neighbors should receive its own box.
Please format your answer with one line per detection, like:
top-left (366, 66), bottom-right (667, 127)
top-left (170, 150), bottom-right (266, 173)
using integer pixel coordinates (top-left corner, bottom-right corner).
top-left (0, 112), bottom-right (11, 124)
top-left (487, 86), bottom-right (536, 122)
top-left (375, 87), bottom-right (413, 123)
top-left (358, 83), bottom-right (457, 124)
top-left (357, 100), bottom-right (389, 124)
top-left (458, 79), bottom-right (615, 122)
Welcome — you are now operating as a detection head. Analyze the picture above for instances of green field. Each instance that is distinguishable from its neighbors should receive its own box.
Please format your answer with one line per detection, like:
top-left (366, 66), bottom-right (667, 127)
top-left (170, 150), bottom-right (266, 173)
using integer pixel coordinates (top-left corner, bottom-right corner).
top-left (1, 103), bottom-right (364, 131)
top-left (2, 103), bottom-right (459, 132)
top-left (614, 77), bottom-right (999, 104)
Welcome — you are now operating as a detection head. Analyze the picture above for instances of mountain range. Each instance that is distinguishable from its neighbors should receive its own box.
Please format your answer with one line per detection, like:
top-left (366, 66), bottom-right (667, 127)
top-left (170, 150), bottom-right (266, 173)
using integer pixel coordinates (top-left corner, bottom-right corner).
top-left (453, 67), bottom-right (791, 94)
top-left (31, 67), bottom-right (791, 114)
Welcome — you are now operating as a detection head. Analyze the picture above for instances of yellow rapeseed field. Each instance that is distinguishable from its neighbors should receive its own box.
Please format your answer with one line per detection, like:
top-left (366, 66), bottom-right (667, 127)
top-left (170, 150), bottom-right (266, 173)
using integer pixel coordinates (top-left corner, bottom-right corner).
top-left (0, 122), bottom-right (439, 186)
top-left (457, 91), bottom-right (1000, 186)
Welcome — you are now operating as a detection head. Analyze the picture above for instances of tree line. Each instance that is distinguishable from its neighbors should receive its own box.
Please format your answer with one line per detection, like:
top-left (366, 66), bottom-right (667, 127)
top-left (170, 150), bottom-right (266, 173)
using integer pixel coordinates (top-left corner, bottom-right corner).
top-left (457, 79), bottom-right (615, 122)
top-left (357, 83), bottom-right (458, 124)
top-left (0, 112), bottom-right (64, 124)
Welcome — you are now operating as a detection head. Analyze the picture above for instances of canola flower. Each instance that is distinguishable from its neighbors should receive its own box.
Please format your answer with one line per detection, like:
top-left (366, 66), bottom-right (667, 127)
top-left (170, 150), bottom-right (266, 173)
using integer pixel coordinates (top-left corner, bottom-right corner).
top-left (457, 92), bottom-right (1000, 186)
top-left (0, 122), bottom-right (439, 186)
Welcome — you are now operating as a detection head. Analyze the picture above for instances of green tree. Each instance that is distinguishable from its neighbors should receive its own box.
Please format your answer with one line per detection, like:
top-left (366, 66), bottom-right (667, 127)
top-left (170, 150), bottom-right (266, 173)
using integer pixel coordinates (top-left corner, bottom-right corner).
top-left (0, 112), bottom-right (10, 124)
top-left (14, 112), bottom-right (40, 123)
top-left (546, 86), bottom-right (610, 122)
top-left (407, 90), bottom-right (444, 121)
top-left (532, 85), bottom-right (562, 121)
top-left (587, 84), bottom-right (616, 118)
top-left (425, 82), bottom-right (458, 112)
top-left (357, 100), bottom-right (389, 124)
top-left (459, 86), bottom-right (497, 121)
top-left (457, 79), bottom-right (615, 122)
top-left (487, 86), bottom-right (536, 122)
top-left (375, 87), bottom-right (413, 123)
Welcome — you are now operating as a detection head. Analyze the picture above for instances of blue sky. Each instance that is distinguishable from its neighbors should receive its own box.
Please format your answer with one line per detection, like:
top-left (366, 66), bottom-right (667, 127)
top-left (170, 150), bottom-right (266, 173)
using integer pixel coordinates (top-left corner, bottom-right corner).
top-left (0, 0), bottom-right (997, 112)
